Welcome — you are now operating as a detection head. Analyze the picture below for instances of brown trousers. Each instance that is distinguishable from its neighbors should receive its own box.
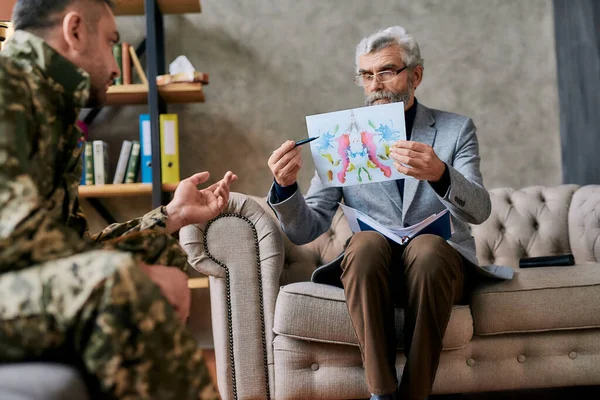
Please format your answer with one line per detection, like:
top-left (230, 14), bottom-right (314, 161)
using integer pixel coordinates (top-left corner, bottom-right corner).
top-left (340, 232), bottom-right (468, 399)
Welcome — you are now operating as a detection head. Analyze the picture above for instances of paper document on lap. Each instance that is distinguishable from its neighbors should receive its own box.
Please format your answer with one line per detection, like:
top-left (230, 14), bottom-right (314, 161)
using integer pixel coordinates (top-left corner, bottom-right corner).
top-left (339, 203), bottom-right (454, 245)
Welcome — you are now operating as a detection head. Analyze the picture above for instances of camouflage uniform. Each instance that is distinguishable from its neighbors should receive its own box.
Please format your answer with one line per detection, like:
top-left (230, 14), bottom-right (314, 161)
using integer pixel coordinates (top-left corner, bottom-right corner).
top-left (0, 30), bottom-right (217, 400)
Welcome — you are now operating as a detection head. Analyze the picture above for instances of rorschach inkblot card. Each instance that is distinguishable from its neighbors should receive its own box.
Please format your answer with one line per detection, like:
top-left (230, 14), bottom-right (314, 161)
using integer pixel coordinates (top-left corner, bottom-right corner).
top-left (305, 102), bottom-right (407, 187)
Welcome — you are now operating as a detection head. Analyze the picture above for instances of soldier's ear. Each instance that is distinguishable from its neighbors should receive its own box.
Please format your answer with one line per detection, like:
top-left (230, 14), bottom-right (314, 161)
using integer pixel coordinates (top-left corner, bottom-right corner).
top-left (62, 11), bottom-right (87, 53)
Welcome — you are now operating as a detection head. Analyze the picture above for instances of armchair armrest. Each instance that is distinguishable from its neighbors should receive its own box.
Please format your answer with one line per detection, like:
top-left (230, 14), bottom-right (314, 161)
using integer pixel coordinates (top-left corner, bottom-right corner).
top-left (180, 192), bottom-right (284, 400)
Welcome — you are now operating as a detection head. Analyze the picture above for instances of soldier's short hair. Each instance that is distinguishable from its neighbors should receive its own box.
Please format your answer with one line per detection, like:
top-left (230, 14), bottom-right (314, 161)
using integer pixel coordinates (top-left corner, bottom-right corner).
top-left (12, 0), bottom-right (114, 32)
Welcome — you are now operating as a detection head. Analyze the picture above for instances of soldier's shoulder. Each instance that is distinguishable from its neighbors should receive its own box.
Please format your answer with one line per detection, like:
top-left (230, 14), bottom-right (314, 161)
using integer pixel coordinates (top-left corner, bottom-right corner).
top-left (0, 54), bottom-right (32, 101)
top-left (0, 53), bottom-right (28, 77)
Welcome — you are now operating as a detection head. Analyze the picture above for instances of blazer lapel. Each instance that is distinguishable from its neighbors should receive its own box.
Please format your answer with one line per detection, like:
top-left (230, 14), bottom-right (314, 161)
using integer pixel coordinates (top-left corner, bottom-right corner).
top-left (402, 103), bottom-right (437, 223)
top-left (379, 180), bottom-right (403, 214)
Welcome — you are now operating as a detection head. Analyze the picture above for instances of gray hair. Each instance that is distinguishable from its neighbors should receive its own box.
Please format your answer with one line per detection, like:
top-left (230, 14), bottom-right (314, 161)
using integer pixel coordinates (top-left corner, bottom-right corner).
top-left (355, 26), bottom-right (424, 73)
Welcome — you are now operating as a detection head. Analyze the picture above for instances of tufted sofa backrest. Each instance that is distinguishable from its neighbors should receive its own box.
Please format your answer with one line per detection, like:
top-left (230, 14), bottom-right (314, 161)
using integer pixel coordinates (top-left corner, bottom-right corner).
top-left (567, 185), bottom-right (600, 264)
top-left (471, 185), bottom-right (579, 268)
top-left (250, 185), bottom-right (600, 285)
top-left (251, 196), bottom-right (352, 285)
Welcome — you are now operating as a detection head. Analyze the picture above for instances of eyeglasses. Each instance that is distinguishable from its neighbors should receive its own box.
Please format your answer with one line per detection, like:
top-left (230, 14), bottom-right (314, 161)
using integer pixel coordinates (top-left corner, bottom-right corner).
top-left (354, 66), bottom-right (408, 86)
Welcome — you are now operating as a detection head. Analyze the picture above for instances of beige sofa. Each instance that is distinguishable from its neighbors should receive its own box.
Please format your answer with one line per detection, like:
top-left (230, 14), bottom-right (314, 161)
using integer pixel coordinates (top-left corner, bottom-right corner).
top-left (180, 184), bottom-right (600, 400)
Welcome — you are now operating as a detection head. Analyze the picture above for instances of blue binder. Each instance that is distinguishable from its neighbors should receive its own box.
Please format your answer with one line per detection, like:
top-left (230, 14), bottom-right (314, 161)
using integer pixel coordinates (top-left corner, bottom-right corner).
top-left (139, 114), bottom-right (152, 183)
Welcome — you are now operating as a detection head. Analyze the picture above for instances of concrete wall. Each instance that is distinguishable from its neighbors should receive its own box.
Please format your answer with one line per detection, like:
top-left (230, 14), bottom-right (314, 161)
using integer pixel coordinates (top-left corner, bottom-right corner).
top-left (86, 0), bottom-right (560, 231)
top-left (553, 0), bottom-right (600, 185)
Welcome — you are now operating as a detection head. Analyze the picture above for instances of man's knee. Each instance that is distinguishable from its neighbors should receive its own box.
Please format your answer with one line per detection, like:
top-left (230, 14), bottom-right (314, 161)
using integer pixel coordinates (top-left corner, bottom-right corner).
top-left (342, 231), bottom-right (391, 278)
top-left (403, 234), bottom-right (460, 282)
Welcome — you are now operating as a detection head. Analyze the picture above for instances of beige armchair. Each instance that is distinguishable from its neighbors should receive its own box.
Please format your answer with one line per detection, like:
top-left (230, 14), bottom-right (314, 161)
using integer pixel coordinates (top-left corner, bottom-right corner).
top-left (181, 185), bottom-right (600, 400)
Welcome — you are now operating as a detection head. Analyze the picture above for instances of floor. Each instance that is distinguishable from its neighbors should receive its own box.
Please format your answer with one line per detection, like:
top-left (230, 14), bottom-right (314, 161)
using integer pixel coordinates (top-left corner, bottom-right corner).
top-left (202, 351), bottom-right (600, 399)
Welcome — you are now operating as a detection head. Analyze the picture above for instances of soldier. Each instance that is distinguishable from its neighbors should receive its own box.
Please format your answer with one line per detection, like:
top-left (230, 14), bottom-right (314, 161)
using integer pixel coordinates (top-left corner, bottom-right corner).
top-left (0, 0), bottom-right (236, 398)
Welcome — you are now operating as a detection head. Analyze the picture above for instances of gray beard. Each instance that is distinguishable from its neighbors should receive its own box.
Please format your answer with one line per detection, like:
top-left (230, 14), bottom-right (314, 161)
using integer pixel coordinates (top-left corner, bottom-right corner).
top-left (364, 89), bottom-right (411, 106)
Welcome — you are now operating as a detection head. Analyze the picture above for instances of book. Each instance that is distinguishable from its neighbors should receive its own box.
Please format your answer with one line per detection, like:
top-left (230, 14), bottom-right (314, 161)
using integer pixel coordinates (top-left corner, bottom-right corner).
top-left (124, 140), bottom-right (141, 183)
top-left (122, 42), bottom-right (131, 85)
top-left (159, 114), bottom-right (180, 183)
top-left (84, 141), bottom-right (94, 185)
top-left (139, 114), bottom-right (152, 183)
top-left (112, 44), bottom-right (122, 85)
top-left (92, 140), bottom-right (109, 185)
top-left (129, 45), bottom-right (148, 86)
top-left (76, 121), bottom-right (89, 185)
top-left (80, 147), bottom-right (86, 185)
top-left (339, 203), bottom-right (454, 246)
top-left (112, 140), bottom-right (133, 184)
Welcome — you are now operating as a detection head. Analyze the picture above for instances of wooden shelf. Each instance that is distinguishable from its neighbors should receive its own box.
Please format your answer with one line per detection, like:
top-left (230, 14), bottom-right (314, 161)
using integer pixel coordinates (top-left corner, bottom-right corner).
top-left (105, 83), bottom-right (205, 105)
top-left (0, 0), bottom-right (201, 19)
top-left (188, 277), bottom-right (209, 289)
top-left (79, 183), bottom-right (178, 198)
top-left (113, 0), bottom-right (202, 16)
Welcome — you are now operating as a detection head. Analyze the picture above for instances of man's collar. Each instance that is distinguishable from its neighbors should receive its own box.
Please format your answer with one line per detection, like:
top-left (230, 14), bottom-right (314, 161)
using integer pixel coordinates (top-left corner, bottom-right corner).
top-left (4, 30), bottom-right (90, 108)
top-left (405, 97), bottom-right (418, 117)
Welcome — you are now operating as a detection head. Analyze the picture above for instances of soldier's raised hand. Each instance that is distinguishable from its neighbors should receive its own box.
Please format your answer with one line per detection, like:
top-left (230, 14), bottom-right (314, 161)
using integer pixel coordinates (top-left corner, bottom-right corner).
top-left (165, 171), bottom-right (238, 233)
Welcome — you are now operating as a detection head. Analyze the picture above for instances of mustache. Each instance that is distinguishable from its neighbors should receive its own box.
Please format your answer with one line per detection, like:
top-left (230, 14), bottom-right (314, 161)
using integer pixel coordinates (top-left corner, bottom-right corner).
top-left (365, 90), bottom-right (409, 106)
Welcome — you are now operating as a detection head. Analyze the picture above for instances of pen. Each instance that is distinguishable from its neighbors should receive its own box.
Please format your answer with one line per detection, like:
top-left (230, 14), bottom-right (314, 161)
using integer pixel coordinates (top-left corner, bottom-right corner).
top-left (295, 136), bottom-right (319, 147)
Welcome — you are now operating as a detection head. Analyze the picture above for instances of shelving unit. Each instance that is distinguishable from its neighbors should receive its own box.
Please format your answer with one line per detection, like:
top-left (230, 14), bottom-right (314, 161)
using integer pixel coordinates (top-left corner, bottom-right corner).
top-left (188, 277), bottom-right (209, 289)
top-left (79, 183), bottom-right (178, 198)
top-left (112, 0), bottom-right (201, 15)
top-left (105, 83), bottom-right (205, 105)
top-left (81, 0), bottom-right (204, 221)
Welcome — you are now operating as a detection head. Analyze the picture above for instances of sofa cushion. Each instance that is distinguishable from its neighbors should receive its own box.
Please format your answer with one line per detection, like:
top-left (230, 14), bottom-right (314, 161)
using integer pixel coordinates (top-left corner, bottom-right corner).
top-left (0, 363), bottom-right (89, 400)
top-left (471, 264), bottom-right (600, 335)
top-left (274, 282), bottom-right (473, 350)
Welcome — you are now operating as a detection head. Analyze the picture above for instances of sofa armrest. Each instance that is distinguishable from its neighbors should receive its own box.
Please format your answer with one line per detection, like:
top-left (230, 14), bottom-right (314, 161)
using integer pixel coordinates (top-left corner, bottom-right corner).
top-left (180, 192), bottom-right (284, 400)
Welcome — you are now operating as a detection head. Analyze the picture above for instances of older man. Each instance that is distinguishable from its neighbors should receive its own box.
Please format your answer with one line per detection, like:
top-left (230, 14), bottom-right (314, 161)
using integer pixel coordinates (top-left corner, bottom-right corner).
top-left (0, 0), bottom-right (237, 398)
top-left (267, 26), bottom-right (502, 400)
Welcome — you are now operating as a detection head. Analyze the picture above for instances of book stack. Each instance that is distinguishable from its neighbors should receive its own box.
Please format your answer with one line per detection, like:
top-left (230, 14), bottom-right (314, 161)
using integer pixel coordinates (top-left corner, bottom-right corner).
top-left (112, 42), bottom-right (148, 86)
top-left (80, 112), bottom-right (180, 186)
top-left (80, 140), bottom-right (141, 185)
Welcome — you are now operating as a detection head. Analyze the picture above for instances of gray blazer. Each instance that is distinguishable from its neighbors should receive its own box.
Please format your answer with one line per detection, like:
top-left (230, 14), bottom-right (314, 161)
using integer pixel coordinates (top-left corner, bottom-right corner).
top-left (268, 103), bottom-right (513, 280)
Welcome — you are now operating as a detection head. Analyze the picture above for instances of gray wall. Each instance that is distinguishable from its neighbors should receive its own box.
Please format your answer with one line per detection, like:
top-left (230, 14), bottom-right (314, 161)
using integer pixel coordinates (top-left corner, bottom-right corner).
top-left (553, 0), bottom-right (600, 185)
top-left (86, 0), bottom-right (561, 230)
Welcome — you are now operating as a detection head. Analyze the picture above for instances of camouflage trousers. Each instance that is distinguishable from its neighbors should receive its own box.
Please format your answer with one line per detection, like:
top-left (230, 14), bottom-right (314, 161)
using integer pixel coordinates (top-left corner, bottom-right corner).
top-left (0, 230), bottom-right (218, 400)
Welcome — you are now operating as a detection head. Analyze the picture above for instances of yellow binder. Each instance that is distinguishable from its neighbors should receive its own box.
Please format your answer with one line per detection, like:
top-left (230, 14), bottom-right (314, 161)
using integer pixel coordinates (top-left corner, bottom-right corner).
top-left (160, 114), bottom-right (180, 183)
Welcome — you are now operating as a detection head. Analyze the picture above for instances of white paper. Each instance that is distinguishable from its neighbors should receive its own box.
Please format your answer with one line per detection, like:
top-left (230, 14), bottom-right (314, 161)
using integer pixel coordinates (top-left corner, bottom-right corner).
top-left (169, 55), bottom-right (195, 80)
top-left (339, 203), bottom-right (451, 246)
top-left (305, 102), bottom-right (407, 187)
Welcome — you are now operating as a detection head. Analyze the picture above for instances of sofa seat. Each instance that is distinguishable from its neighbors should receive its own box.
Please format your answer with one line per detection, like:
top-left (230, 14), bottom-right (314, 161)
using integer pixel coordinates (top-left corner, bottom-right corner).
top-left (471, 263), bottom-right (600, 335)
top-left (0, 363), bottom-right (90, 400)
top-left (274, 282), bottom-right (473, 350)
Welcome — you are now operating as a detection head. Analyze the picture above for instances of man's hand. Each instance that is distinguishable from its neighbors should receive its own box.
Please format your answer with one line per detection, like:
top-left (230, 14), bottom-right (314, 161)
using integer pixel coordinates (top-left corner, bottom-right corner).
top-left (165, 171), bottom-right (238, 233)
top-left (140, 263), bottom-right (191, 323)
top-left (268, 140), bottom-right (303, 187)
top-left (390, 140), bottom-right (446, 181)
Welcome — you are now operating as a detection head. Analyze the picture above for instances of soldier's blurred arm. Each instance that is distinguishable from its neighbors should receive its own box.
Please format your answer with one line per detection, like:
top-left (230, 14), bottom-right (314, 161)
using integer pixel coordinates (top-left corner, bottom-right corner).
top-left (90, 171), bottom-right (237, 242)
top-left (88, 206), bottom-right (172, 242)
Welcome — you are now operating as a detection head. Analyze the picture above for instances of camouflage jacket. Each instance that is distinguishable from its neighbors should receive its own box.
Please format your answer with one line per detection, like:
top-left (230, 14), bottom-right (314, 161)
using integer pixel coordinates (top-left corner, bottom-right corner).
top-left (0, 31), bottom-right (170, 273)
